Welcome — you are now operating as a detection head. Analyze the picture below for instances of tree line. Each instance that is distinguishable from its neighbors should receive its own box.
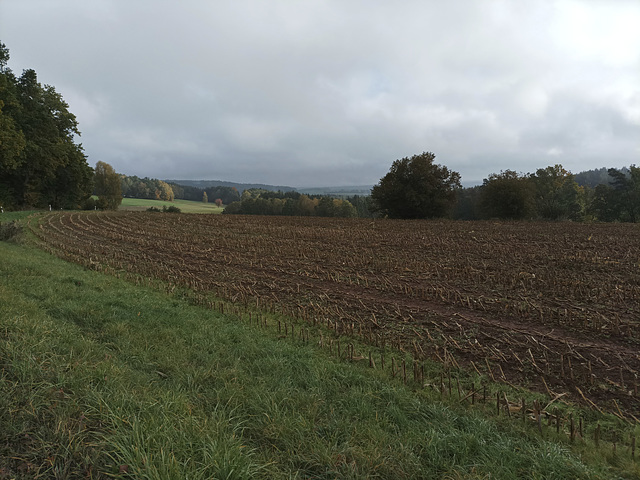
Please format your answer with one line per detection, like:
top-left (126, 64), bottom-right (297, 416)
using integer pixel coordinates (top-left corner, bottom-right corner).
top-left (118, 175), bottom-right (241, 205)
top-left (83, 171), bottom-right (243, 211)
top-left (120, 175), bottom-right (174, 202)
top-left (223, 189), bottom-right (358, 218)
top-left (169, 182), bottom-right (240, 205)
top-left (452, 165), bottom-right (640, 222)
top-left (106, 156), bottom-right (640, 222)
top-left (371, 152), bottom-right (640, 222)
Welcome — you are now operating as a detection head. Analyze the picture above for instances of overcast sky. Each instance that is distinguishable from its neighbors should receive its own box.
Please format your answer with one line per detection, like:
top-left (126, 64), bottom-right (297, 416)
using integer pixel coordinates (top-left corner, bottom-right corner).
top-left (2, 0), bottom-right (639, 187)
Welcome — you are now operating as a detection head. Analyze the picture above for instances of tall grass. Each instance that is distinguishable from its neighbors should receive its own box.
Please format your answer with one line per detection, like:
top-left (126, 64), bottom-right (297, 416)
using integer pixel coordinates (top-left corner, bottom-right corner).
top-left (0, 238), bottom-right (631, 479)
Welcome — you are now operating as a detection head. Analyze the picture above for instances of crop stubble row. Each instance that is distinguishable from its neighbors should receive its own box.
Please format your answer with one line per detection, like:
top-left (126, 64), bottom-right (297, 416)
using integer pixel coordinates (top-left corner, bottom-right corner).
top-left (31, 212), bottom-right (640, 418)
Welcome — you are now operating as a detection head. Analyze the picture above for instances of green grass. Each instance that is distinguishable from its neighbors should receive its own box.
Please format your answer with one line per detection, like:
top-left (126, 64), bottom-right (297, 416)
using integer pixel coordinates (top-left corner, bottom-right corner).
top-left (0, 210), bottom-right (38, 222)
top-left (1, 234), bottom-right (637, 478)
top-left (118, 197), bottom-right (224, 213)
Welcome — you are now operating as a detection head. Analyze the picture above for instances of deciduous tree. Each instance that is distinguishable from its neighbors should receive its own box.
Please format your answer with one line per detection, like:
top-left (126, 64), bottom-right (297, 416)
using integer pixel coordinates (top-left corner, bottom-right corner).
top-left (0, 44), bottom-right (93, 209)
top-left (530, 165), bottom-right (584, 220)
top-left (371, 152), bottom-right (461, 219)
top-left (480, 170), bottom-right (536, 220)
top-left (94, 161), bottom-right (122, 210)
top-left (154, 180), bottom-right (174, 201)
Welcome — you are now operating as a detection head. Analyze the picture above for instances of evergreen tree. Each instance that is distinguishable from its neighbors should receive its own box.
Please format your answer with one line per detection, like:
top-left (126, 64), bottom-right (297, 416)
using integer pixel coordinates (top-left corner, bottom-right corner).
top-left (589, 167), bottom-right (640, 222)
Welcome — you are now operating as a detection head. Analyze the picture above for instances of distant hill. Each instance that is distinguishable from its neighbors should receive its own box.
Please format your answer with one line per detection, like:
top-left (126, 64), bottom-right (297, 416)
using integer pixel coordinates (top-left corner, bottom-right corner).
top-left (166, 179), bottom-right (296, 194)
top-left (167, 180), bottom-right (374, 196)
top-left (297, 185), bottom-right (373, 197)
top-left (573, 167), bottom-right (629, 188)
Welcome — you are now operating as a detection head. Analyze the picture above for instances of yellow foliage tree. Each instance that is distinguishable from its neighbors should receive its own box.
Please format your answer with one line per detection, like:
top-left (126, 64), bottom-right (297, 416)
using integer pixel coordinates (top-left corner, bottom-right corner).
top-left (154, 181), bottom-right (174, 201)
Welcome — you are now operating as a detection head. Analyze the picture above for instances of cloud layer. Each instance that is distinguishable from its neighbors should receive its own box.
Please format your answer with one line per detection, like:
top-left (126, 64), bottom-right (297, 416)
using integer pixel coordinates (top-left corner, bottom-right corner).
top-left (2, 0), bottom-right (639, 186)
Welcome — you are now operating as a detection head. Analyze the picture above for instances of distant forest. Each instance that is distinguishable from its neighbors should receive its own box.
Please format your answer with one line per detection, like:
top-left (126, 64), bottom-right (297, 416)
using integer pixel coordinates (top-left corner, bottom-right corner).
top-left (452, 165), bottom-right (639, 222)
top-left (111, 166), bottom-right (640, 222)
top-left (219, 165), bottom-right (640, 222)
top-left (120, 175), bottom-right (241, 205)
top-left (119, 175), bottom-right (365, 218)
top-left (166, 179), bottom-right (295, 194)
top-left (223, 189), bottom-right (367, 218)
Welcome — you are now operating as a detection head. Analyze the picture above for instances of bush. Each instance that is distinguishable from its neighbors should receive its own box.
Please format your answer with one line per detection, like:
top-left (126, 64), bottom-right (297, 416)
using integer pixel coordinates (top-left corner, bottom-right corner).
top-left (81, 197), bottom-right (97, 210)
top-left (147, 206), bottom-right (181, 213)
top-left (0, 221), bottom-right (22, 241)
top-left (162, 205), bottom-right (181, 213)
top-left (222, 201), bottom-right (242, 215)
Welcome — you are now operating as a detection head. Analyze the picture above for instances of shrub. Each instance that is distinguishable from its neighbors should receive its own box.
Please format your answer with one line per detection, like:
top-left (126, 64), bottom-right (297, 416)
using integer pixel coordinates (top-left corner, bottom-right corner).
top-left (163, 205), bottom-right (181, 213)
top-left (0, 221), bottom-right (22, 241)
top-left (222, 201), bottom-right (242, 214)
top-left (81, 197), bottom-right (97, 210)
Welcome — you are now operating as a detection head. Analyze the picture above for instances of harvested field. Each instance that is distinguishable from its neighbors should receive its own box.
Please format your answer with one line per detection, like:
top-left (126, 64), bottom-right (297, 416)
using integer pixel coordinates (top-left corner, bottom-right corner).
top-left (32, 212), bottom-right (640, 418)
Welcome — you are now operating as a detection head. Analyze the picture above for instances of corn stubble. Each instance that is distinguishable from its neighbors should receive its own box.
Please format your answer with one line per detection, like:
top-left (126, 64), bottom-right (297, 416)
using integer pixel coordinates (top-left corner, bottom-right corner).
top-left (31, 212), bottom-right (640, 421)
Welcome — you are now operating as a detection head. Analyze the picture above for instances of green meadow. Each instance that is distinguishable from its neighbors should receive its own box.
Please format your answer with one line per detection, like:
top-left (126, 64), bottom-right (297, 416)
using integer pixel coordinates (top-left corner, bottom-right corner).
top-left (118, 197), bottom-right (224, 214)
top-left (0, 213), bottom-right (637, 479)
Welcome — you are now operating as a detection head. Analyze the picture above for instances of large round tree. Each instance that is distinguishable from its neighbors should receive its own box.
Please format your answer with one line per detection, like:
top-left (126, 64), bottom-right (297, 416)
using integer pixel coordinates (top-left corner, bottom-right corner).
top-left (371, 152), bottom-right (461, 219)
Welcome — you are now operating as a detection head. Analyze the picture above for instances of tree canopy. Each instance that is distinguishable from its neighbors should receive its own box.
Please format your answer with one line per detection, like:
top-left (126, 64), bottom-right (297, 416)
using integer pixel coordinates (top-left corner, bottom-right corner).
top-left (0, 43), bottom-right (93, 209)
top-left (530, 165), bottom-right (584, 221)
top-left (588, 166), bottom-right (640, 222)
top-left (479, 165), bottom-right (585, 221)
top-left (371, 152), bottom-right (461, 219)
top-left (459, 164), bottom-right (640, 222)
top-left (223, 189), bottom-right (357, 218)
top-left (479, 170), bottom-right (536, 220)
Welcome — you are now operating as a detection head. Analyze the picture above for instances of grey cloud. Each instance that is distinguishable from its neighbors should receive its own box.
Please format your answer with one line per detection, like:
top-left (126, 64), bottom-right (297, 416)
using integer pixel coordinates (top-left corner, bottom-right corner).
top-left (1, 0), bottom-right (638, 187)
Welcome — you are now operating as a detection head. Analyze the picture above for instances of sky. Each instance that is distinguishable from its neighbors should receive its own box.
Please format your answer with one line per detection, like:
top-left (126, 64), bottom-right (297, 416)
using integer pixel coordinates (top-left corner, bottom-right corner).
top-left (1, 0), bottom-right (639, 187)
